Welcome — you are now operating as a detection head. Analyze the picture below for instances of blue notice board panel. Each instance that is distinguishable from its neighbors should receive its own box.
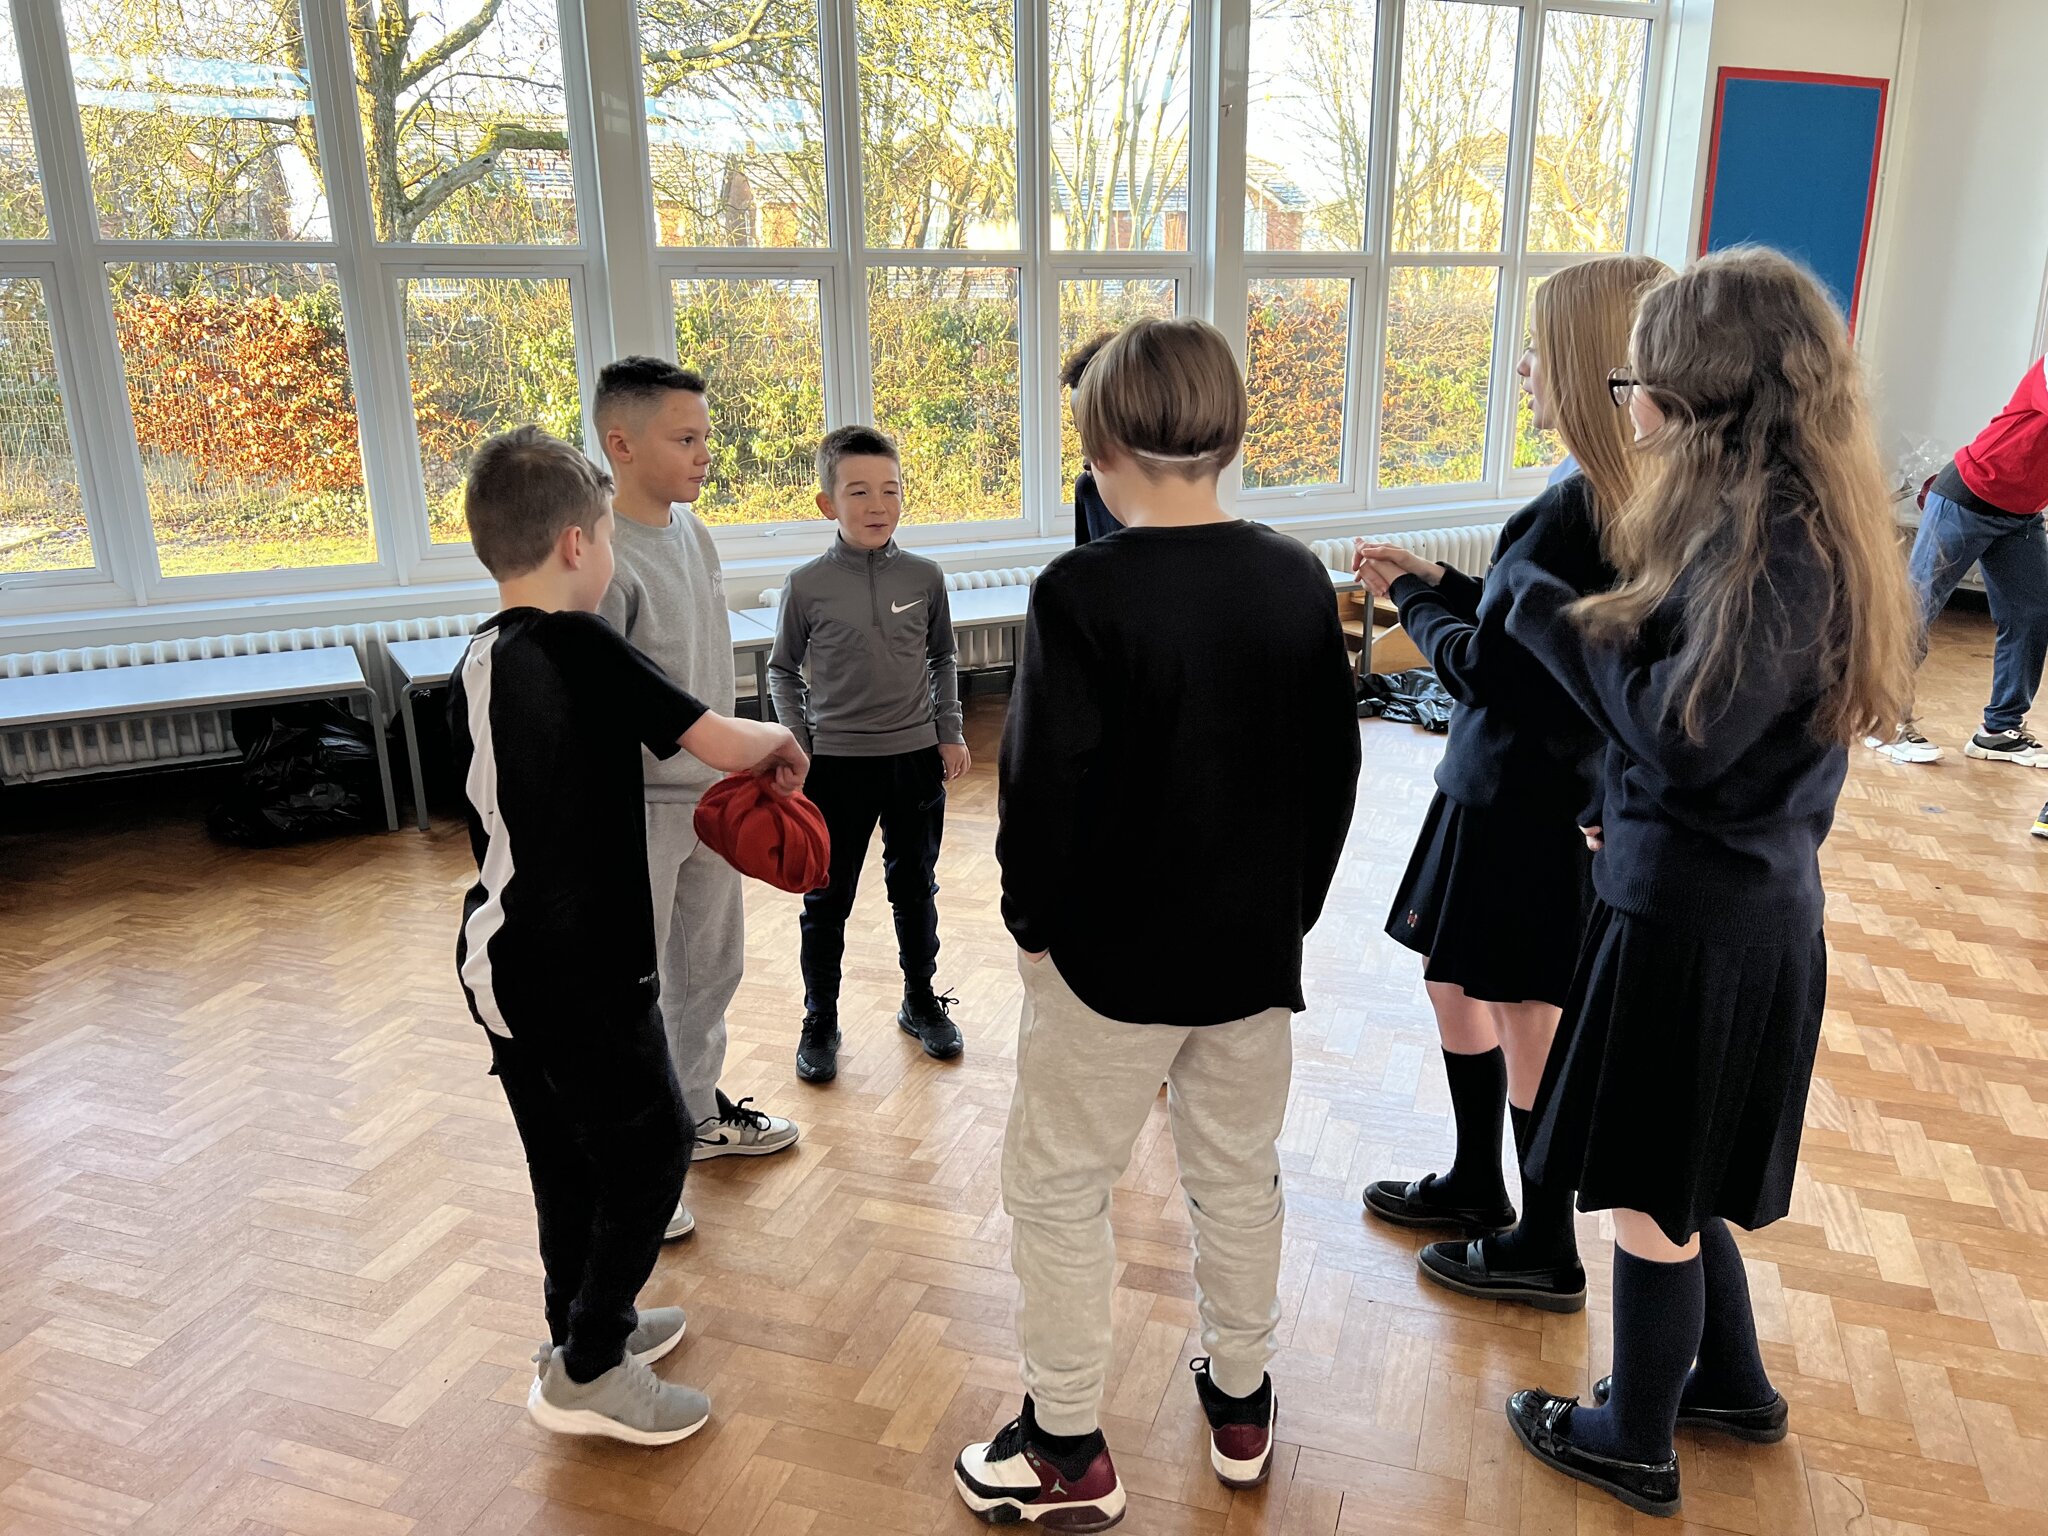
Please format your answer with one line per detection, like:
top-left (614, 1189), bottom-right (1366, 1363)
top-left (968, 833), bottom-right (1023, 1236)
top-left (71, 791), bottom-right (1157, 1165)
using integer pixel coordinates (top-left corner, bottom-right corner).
top-left (1700, 69), bottom-right (1889, 331)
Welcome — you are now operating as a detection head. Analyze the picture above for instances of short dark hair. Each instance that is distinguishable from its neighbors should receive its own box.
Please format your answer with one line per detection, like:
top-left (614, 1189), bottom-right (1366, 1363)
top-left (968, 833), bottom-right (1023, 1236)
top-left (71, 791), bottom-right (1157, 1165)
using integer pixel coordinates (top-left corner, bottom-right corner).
top-left (464, 425), bottom-right (612, 579)
top-left (594, 355), bottom-right (706, 433)
top-left (816, 424), bottom-right (900, 495)
top-left (1060, 331), bottom-right (1114, 391)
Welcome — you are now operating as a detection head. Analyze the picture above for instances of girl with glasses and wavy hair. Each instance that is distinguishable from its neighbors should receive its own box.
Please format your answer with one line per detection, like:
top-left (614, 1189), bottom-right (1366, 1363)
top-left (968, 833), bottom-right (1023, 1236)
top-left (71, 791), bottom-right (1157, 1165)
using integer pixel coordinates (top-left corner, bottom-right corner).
top-left (1497, 247), bottom-right (1916, 1516)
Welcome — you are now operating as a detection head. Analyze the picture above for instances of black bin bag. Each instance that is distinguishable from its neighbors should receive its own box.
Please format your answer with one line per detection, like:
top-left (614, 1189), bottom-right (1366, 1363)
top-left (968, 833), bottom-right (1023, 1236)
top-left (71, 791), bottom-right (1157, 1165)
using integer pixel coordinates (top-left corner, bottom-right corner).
top-left (206, 701), bottom-right (380, 846)
top-left (1356, 668), bottom-right (1453, 732)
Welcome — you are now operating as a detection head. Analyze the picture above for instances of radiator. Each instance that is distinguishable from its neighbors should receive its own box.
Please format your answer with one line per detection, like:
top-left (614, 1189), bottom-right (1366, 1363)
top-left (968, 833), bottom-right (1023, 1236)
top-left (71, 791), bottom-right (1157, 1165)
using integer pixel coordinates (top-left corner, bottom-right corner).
top-left (0, 613), bottom-right (491, 786)
top-left (6, 525), bottom-right (1503, 786)
top-left (1308, 523), bottom-right (1502, 579)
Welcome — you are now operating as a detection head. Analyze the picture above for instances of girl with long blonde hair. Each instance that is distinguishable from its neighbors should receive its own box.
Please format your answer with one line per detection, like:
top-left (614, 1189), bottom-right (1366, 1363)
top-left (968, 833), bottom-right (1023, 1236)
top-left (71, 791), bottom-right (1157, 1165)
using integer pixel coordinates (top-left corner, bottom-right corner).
top-left (1352, 254), bottom-right (1670, 1312)
top-left (1500, 248), bottom-right (1915, 1516)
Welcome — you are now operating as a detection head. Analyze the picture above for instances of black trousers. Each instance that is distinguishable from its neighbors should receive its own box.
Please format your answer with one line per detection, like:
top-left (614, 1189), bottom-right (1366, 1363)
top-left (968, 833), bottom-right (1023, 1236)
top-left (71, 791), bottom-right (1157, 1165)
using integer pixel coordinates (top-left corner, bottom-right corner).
top-left (800, 747), bottom-right (946, 1013)
top-left (488, 1006), bottom-right (692, 1382)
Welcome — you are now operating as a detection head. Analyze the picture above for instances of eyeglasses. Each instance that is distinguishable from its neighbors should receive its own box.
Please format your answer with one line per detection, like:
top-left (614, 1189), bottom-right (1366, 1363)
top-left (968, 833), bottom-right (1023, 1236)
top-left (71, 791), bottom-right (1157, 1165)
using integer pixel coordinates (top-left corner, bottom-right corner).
top-left (1607, 369), bottom-right (1640, 407)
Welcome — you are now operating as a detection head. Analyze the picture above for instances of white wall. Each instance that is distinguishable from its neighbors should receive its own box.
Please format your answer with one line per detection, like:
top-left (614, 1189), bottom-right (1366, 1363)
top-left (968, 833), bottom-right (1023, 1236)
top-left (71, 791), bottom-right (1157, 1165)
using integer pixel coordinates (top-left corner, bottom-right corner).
top-left (1863, 0), bottom-right (2048, 457)
top-left (1664, 0), bottom-right (2048, 463)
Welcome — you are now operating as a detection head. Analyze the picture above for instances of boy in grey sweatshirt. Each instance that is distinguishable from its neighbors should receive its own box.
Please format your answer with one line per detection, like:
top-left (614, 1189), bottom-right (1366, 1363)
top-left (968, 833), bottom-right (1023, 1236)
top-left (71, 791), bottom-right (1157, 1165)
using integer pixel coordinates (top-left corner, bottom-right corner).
top-left (769, 426), bottom-right (969, 1083)
top-left (596, 358), bottom-right (800, 1245)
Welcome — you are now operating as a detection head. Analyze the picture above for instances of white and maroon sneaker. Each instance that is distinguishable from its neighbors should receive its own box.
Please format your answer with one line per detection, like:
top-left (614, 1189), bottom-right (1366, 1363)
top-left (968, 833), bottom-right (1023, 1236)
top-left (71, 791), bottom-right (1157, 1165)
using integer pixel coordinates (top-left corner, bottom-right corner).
top-left (1191, 1357), bottom-right (1276, 1489)
top-left (953, 1399), bottom-right (1125, 1531)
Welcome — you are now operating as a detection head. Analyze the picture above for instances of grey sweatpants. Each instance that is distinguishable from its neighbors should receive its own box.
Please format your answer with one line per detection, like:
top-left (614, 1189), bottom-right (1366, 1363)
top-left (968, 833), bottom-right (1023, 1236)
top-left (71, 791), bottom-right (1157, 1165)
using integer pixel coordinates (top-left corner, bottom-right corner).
top-left (645, 801), bottom-right (745, 1129)
top-left (1001, 954), bottom-right (1293, 1436)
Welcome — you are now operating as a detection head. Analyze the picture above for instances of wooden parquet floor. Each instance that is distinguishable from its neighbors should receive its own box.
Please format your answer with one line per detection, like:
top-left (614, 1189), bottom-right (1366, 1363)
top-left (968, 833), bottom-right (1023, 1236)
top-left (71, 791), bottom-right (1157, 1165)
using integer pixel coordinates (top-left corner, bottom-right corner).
top-left (2, 609), bottom-right (2046, 1536)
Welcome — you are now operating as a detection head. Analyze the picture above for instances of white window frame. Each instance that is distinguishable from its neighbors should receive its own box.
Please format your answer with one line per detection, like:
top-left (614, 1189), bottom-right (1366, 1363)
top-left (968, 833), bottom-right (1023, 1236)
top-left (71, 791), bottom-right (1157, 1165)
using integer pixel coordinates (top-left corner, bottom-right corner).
top-left (608, 0), bottom-right (1207, 559)
top-left (1232, 0), bottom-right (1666, 526)
top-left (0, 0), bottom-right (611, 613)
top-left (0, 0), bottom-right (1667, 632)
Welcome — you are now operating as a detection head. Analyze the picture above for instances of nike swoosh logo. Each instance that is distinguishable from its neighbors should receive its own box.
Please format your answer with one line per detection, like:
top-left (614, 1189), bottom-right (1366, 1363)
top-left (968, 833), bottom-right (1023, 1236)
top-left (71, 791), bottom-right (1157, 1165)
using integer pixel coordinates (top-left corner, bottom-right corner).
top-left (891, 599), bottom-right (923, 613)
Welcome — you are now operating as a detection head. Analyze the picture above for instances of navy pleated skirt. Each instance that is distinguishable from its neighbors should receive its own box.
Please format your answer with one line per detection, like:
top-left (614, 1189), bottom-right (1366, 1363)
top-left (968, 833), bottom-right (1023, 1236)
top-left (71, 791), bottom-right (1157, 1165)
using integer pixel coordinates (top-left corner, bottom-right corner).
top-left (1524, 897), bottom-right (1829, 1244)
top-left (1383, 790), bottom-right (1592, 1008)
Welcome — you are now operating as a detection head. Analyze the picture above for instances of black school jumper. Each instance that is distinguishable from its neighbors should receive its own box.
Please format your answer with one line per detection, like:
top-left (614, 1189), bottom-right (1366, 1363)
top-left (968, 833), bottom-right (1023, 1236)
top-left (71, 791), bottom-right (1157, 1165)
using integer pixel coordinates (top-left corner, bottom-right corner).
top-left (450, 609), bottom-right (707, 1381)
top-left (998, 519), bottom-right (1361, 1027)
top-left (1504, 515), bottom-right (1844, 1244)
top-left (1383, 475), bottom-right (1609, 1007)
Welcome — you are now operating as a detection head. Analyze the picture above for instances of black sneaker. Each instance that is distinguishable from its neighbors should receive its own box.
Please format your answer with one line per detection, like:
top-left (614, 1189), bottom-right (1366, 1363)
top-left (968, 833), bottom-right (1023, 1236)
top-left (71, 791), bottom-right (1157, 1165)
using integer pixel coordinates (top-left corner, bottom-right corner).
top-left (1590, 1376), bottom-right (1788, 1443)
top-left (1364, 1173), bottom-right (1516, 1237)
top-left (1189, 1358), bottom-right (1275, 1489)
top-left (2034, 802), bottom-right (2048, 839)
top-left (954, 1399), bottom-right (1125, 1530)
top-left (1418, 1238), bottom-right (1586, 1312)
top-left (1506, 1388), bottom-right (1680, 1518)
top-left (1965, 727), bottom-right (2047, 766)
top-left (899, 988), bottom-right (964, 1060)
top-left (796, 1011), bottom-right (840, 1083)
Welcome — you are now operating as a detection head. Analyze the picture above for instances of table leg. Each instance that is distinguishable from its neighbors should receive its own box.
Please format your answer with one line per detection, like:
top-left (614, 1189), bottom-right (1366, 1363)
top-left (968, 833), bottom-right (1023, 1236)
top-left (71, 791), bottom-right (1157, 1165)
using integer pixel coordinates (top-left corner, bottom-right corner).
top-left (754, 652), bottom-right (774, 722)
top-left (401, 685), bottom-right (431, 831)
top-left (364, 687), bottom-right (399, 833)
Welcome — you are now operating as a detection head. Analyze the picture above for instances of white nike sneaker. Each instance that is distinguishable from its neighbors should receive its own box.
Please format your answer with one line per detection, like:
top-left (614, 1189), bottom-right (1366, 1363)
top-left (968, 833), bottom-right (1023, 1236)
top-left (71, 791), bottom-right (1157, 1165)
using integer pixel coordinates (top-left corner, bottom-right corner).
top-left (693, 1091), bottom-right (800, 1160)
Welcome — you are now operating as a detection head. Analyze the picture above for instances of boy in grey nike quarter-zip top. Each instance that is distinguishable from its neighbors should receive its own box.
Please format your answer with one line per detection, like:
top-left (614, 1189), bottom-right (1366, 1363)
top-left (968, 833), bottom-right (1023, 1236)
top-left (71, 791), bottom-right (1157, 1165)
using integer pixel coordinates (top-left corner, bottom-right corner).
top-left (769, 426), bottom-right (970, 1082)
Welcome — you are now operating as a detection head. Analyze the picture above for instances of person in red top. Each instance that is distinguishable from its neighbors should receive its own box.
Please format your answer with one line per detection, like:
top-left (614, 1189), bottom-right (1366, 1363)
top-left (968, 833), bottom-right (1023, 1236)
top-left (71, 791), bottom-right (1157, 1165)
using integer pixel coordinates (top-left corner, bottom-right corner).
top-left (1872, 355), bottom-right (2048, 765)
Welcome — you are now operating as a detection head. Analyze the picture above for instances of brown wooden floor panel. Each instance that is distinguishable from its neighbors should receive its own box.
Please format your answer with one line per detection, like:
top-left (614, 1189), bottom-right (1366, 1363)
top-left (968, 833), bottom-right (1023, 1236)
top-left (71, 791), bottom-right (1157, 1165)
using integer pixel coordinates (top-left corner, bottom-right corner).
top-left (2, 608), bottom-right (2045, 1536)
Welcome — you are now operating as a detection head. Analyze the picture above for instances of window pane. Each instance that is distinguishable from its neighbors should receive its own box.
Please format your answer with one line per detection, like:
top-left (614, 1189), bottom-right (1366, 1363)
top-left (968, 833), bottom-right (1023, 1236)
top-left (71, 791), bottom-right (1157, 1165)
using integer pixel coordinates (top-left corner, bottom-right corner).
top-left (1528, 13), bottom-right (1649, 253)
top-left (1, 7), bottom-right (47, 238)
top-left (1050, 0), bottom-right (1190, 252)
top-left (639, 0), bottom-right (827, 247)
top-left (868, 267), bottom-right (1020, 521)
top-left (1245, 0), bottom-right (1375, 252)
top-left (63, 0), bottom-right (325, 241)
top-left (1244, 277), bottom-right (1350, 489)
top-left (1057, 278), bottom-right (1178, 489)
top-left (350, 0), bottom-right (576, 244)
top-left (674, 278), bottom-right (825, 524)
top-left (1392, 0), bottom-right (1519, 254)
top-left (857, 0), bottom-right (1016, 249)
top-left (0, 280), bottom-right (89, 574)
top-left (108, 263), bottom-right (374, 576)
top-left (1380, 264), bottom-right (1498, 487)
top-left (1513, 274), bottom-right (1561, 471)
top-left (405, 277), bottom-right (583, 544)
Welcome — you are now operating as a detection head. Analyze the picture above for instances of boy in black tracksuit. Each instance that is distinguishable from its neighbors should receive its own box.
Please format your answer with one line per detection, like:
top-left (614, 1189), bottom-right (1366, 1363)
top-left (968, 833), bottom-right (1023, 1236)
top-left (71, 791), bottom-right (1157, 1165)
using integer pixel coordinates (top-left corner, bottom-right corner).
top-left (449, 426), bottom-right (804, 1447)
top-left (768, 426), bottom-right (969, 1082)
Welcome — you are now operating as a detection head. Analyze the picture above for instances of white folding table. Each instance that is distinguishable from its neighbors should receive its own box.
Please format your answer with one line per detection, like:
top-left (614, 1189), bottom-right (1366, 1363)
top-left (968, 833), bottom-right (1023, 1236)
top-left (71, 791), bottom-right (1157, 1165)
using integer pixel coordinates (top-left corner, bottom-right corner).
top-left (0, 648), bottom-right (399, 833)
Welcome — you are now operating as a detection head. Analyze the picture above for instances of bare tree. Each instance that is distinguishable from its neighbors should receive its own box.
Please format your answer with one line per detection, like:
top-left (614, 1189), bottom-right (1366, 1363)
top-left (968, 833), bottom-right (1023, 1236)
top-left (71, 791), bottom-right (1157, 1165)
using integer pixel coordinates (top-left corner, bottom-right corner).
top-left (1050, 0), bottom-right (1189, 250)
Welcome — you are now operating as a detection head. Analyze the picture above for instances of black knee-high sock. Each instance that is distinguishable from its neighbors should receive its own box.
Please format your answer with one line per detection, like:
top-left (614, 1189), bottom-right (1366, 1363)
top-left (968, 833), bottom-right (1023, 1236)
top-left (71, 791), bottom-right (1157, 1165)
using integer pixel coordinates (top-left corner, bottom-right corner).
top-left (1569, 1247), bottom-right (1704, 1463)
top-left (1438, 1047), bottom-right (1509, 1205)
top-left (1686, 1218), bottom-right (1774, 1408)
top-left (1483, 1107), bottom-right (1579, 1268)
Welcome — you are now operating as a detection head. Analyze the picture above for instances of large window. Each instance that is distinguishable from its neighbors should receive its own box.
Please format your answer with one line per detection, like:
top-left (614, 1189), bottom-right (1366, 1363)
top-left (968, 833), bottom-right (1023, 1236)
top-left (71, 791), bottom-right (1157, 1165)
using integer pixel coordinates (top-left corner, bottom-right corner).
top-left (638, 0), bottom-right (1194, 535)
top-left (1242, 0), bottom-right (1655, 503)
top-left (0, 0), bottom-right (602, 607)
top-left (0, 0), bottom-right (1658, 619)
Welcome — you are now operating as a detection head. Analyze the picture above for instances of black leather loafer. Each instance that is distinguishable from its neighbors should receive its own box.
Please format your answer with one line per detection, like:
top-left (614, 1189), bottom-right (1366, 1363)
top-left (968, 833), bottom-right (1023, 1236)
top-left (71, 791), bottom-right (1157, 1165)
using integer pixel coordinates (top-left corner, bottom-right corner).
top-left (1506, 1388), bottom-right (1680, 1518)
top-left (1364, 1175), bottom-right (1515, 1237)
top-left (1418, 1239), bottom-right (1586, 1313)
top-left (1592, 1376), bottom-right (1789, 1444)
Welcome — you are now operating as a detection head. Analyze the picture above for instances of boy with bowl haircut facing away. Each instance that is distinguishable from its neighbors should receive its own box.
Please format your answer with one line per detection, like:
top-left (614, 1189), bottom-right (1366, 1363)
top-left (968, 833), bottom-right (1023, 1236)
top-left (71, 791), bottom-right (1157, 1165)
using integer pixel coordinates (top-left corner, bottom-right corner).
top-left (595, 358), bottom-right (801, 1247)
top-left (767, 427), bottom-right (970, 1083)
top-left (450, 426), bottom-right (807, 1446)
top-left (953, 319), bottom-right (1360, 1530)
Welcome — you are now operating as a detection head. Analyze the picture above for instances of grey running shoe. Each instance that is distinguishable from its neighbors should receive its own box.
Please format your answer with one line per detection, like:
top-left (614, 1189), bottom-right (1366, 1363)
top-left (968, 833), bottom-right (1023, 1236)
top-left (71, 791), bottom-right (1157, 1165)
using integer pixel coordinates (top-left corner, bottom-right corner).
top-left (625, 1307), bottom-right (687, 1365)
top-left (526, 1346), bottom-right (711, 1446)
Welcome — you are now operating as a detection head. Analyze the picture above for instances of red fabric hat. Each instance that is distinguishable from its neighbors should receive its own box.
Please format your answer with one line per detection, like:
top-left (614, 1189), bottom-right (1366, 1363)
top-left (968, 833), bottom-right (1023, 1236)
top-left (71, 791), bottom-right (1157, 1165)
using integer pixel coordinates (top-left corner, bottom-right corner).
top-left (693, 774), bottom-right (832, 894)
